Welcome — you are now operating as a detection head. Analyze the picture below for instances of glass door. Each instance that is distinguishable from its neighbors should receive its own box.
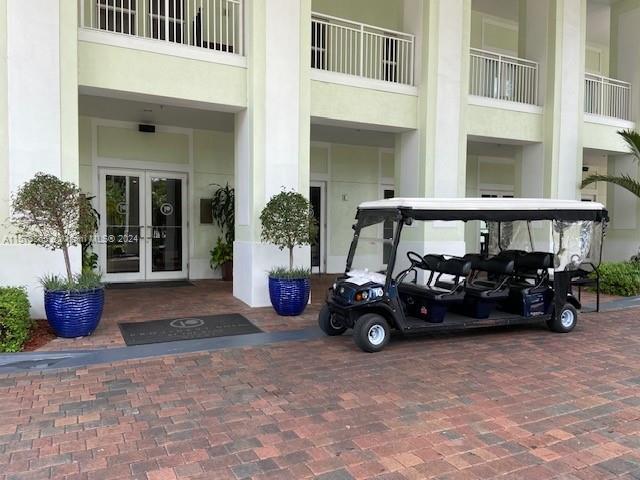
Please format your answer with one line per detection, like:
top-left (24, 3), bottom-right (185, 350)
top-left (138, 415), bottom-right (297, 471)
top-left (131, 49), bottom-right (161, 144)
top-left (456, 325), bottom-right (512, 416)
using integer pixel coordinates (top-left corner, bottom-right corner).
top-left (99, 169), bottom-right (145, 282)
top-left (145, 172), bottom-right (188, 280)
top-left (99, 168), bottom-right (188, 283)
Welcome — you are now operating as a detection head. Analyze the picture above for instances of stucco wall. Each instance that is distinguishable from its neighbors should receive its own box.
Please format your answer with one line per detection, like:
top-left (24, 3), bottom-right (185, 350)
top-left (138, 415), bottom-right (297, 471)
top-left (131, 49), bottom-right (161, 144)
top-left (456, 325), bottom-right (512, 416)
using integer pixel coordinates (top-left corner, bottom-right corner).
top-left (311, 142), bottom-right (394, 273)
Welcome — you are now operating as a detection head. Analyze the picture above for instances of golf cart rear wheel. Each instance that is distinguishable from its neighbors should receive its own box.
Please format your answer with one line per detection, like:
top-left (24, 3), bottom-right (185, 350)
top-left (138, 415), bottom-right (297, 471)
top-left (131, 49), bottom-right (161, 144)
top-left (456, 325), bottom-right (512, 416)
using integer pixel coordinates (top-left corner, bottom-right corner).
top-left (354, 314), bottom-right (390, 352)
top-left (318, 305), bottom-right (347, 336)
top-left (547, 303), bottom-right (578, 333)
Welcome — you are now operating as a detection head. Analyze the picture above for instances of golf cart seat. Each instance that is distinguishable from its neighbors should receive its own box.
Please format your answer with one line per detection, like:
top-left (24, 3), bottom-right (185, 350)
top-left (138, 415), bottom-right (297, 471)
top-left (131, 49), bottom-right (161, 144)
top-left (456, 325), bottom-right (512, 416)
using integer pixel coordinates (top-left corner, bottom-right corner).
top-left (399, 257), bottom-right (472, 302)
top-left (510, 252), bottom-right (553, 294)
top-left (465, 256), bottom-right (514, 299)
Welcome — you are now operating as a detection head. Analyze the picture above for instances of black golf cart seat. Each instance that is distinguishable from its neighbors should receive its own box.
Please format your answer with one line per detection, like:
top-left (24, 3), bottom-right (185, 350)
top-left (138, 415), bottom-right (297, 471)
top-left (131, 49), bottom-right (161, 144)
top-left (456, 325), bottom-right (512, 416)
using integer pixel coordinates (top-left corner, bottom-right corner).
top-left (464, 256), bottom-right (515, 299)
top-left (399, 257), bottom-right (472, 302)
top-left (510, 252), bottom-right (553, 293)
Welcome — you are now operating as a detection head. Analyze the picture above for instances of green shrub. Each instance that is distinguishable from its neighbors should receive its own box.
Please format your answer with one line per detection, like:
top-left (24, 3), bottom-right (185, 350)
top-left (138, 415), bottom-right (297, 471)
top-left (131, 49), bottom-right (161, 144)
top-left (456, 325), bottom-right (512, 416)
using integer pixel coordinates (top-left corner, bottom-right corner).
top-left (40, 271), bottom-right (103, 292)
top-left (595, 262), bottom-right (640, 297)
top-left (0, 287), bottom-right (32, 353)
top-left (268, 267), bottom-right (311, 280)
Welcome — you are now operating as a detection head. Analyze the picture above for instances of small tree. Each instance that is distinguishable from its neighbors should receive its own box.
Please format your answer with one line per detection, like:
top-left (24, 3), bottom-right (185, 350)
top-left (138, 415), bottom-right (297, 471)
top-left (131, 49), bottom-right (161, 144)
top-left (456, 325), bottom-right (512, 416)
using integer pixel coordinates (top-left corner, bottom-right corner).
top-left (260, 190), bottom-right (318, 270)
top-left (11, 173), bottom-right (87, 283)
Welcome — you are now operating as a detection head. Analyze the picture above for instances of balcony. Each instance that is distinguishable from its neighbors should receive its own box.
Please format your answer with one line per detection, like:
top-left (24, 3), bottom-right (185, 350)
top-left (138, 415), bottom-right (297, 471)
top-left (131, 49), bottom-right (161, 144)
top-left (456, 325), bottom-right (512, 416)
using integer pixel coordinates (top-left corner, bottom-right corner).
top-left (584, 73), bottom-right (632, 122)
top-left (469, 48), bottom-right (539, 106)
top-left (310, 13), bottom-right (415, 87)
top-left (78, 0), bottom-right (244, 57)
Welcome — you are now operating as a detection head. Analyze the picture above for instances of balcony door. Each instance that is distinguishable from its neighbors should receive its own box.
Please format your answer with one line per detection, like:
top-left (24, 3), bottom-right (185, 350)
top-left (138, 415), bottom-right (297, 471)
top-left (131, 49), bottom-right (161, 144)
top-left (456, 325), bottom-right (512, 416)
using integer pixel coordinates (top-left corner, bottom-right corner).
top-left (99, 168), bottom-right (188, 283)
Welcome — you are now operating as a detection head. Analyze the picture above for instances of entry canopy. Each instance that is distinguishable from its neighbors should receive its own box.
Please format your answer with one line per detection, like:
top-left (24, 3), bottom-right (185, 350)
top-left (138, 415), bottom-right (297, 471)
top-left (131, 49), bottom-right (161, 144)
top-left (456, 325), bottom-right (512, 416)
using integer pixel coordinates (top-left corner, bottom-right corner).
top-left (357, 197), bottom-right (608, 223)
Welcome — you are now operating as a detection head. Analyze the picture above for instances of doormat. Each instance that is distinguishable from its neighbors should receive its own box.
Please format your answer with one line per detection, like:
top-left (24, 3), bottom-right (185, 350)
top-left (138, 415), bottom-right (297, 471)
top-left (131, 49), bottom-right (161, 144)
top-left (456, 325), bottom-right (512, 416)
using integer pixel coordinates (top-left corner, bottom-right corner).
top-left (106, 281), bottom-right (194, 290)
top-left (118, 314), bottom-right (262, 346)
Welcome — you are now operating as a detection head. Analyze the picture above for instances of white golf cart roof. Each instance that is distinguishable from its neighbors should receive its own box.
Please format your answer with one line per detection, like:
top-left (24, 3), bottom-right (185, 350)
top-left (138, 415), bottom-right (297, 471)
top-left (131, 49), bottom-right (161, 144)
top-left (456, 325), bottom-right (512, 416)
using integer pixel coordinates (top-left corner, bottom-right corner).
top-left (357, 197), bottom-right (608, 222)
top-left (359, 197), bottom-right (604, 211)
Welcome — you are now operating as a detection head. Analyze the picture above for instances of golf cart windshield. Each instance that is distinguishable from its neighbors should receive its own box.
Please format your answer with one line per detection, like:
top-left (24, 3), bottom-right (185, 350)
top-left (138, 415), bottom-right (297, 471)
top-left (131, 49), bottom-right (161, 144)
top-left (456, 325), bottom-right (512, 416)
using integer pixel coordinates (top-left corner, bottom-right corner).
top-left (346, 212), bottom-right (399, 275)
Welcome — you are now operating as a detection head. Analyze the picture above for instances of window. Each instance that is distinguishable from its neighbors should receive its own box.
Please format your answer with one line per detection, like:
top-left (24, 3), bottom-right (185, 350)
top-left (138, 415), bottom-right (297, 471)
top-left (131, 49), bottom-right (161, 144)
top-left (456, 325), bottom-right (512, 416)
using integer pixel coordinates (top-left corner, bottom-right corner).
top-left (149, 0), bottom-right (184, 43)
top-left (97, 0), bottom-right (136, 35)
top-left (383, 38), bottom-right (398, 82)
top-left (311, 21), bottom-right (327, 69)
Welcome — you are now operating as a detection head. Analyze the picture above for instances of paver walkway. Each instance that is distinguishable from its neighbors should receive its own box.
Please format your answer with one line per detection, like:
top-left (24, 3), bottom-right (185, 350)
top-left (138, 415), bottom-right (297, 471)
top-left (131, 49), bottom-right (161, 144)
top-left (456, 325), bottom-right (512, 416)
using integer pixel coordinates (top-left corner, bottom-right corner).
top-left (37, 277), bottom-right (334, 351)
top-left (1, 307), bottom-right (639, 479)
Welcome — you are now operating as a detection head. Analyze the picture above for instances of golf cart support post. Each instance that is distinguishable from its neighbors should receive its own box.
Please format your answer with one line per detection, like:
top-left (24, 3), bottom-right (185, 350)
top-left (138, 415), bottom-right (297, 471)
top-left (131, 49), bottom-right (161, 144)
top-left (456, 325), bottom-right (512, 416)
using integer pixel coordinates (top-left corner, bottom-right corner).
top-left (323, 198), bottom-right (608, 352)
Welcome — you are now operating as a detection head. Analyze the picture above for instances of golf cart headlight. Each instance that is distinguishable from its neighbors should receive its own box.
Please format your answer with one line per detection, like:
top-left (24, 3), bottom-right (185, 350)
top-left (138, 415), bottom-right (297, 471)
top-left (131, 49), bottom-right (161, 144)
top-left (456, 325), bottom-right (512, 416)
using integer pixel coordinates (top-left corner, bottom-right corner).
top-left (354, 290), bottom-right (369, 302)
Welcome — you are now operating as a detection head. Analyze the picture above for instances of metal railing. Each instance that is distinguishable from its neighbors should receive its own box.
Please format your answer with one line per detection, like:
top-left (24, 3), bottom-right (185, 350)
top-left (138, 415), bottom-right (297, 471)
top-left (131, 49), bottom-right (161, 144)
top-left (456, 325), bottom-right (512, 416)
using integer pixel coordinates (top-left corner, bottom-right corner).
top-left (311, 13), bottom-right (415, 86)
top-left (79, 0), bottom-right (243, 55)
top-left (469, 48), bottom-right (539, 105)
top-left (584, 73), bottom-right (632, 121)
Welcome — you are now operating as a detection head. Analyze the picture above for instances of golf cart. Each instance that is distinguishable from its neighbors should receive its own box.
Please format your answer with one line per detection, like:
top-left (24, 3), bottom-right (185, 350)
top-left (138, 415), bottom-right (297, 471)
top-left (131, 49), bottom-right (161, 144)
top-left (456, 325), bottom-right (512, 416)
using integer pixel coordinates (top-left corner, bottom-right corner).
top-left (319, 198), bottom-right (608, 352)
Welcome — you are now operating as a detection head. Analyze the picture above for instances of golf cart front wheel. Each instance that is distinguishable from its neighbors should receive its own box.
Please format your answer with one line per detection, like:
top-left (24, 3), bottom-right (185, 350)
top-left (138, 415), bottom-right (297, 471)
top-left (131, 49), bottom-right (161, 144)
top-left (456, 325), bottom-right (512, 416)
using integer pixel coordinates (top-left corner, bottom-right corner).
top-left (318, 305), bottom-right (347, 336)
top-left (547, 303), bottom-right (578, 333)
top-left (354, 314), bottom-right (390, 352)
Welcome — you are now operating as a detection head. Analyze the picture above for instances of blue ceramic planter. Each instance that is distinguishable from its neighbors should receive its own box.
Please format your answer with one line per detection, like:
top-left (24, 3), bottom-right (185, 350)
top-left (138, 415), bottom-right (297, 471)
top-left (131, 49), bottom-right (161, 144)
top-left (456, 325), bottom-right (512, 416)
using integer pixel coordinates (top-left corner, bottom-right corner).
top-left (44, 287), bottom-right (105, 338)
top-left (268, 277), bottom-right (311, 316)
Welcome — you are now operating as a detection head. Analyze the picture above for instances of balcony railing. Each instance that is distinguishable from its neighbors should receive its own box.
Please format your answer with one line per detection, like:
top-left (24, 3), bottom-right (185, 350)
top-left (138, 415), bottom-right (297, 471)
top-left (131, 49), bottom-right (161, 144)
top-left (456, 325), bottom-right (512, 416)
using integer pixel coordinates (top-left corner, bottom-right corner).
top-left (79, 0), bottom-right (243, 55)
top-left (469, 48), bottom-right (538, 106)
top-left (311, 13), bottom-right (415, 86)
top-left (584, 73), bottom-right (631, 121)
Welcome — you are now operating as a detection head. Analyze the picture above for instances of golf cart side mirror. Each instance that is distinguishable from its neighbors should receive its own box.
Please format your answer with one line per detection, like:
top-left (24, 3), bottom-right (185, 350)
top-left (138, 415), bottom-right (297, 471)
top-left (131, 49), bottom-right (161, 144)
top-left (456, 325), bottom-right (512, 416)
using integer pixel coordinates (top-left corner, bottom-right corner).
top-left (405, 217), bottom-right (413, 226)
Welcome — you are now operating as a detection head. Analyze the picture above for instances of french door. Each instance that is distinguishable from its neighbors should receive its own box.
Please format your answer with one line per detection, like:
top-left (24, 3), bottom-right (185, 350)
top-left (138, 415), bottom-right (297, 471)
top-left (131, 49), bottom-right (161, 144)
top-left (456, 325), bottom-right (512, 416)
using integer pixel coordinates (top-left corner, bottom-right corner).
top-left (98, 168), bottom-right (188, 282)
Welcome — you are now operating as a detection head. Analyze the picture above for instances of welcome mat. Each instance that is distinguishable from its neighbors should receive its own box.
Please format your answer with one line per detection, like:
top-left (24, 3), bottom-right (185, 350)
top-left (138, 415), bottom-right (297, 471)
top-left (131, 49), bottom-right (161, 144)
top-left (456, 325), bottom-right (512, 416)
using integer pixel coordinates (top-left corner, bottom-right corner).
top-left (118, 314), bottom-right (262, 346)
top-left (106, 281), bottom-right (194, 290)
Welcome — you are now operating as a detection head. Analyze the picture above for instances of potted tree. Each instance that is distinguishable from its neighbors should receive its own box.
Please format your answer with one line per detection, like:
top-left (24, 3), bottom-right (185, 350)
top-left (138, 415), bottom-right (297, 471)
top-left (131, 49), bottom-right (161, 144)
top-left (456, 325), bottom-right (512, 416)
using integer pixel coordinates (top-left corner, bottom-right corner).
top-left (209, 183), bottom-right (234, 281)
top-left (260, 190), bottom-right (317, 316)
top-left (12, 173), bottom-right (104, 338)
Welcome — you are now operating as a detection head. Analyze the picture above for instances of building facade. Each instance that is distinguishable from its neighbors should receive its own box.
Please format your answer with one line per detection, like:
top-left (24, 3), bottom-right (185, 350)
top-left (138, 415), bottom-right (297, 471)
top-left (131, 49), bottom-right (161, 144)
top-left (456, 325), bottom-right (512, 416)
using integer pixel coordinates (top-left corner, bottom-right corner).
top-left (1, 0), bottom-right (639, 316)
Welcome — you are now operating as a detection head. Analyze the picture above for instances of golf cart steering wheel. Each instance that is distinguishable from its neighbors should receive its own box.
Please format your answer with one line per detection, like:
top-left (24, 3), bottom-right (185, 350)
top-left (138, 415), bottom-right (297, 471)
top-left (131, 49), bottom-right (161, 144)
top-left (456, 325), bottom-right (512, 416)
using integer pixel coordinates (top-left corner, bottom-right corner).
top-left (407, 251), bottom-right (426, 269)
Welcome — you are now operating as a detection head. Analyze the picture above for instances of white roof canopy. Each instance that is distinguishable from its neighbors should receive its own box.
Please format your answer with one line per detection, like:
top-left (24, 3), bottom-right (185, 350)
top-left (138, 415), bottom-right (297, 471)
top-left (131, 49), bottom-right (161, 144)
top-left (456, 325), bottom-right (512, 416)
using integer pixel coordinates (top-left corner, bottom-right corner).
top-left (359, 197), bottom-right (605, 212)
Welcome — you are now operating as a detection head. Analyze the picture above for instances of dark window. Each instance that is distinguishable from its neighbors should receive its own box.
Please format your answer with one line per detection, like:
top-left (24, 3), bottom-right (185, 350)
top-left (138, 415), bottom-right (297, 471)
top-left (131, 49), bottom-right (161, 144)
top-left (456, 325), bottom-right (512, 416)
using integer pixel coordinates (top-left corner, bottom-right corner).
top-left (310, 186), bottom-right (322, 269)
top-left (383, 38), bottom-right (398, 82)
top-left (311, 21), bottom-right (327, 69)
top-left (149, 0), bottom-right (184, 43)
top-left (97, 0), bottom-right (136, 35)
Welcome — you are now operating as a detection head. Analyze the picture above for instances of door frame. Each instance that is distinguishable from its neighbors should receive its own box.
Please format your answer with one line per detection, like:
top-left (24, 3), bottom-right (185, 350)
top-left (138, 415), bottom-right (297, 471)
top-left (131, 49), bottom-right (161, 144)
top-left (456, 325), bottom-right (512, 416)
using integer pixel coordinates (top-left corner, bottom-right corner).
top-left (98, 167), bottom-right (147, 283)
top-left (144, 170), bottom-right (189, 281)
top-left (310, 181), bottom-right (327, 273)
top-left (97, 167), bottom-right (190, 283)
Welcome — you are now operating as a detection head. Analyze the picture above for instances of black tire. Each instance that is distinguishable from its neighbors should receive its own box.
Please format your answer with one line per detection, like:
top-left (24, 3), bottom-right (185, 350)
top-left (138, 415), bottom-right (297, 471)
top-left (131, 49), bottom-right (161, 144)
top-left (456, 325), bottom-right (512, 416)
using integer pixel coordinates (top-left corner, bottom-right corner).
top-left (318, 305), bottom-right (347, 336)
top-left (547, 303), bottom-right (578, 333)
top-left (353, 313), bottom-right (390, 352)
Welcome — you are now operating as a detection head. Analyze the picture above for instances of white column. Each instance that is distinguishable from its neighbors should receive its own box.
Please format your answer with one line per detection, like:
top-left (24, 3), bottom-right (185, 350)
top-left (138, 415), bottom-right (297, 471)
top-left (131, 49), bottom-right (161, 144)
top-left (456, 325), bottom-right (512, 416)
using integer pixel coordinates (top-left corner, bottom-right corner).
top-left (1, 0), bottom-right (80, 317)
top-left (611, 1), bottom-right (640, 123)
top-left (394, 0), bottom-right (470, 272)
top-left (233, 0), bottom-right (311, 307)
top-left (519, 0), bottom-right (550, 104)
top-left (544, 0), bottom-right (587, 200)
top-left (520, 144), bottom-right (545, 198)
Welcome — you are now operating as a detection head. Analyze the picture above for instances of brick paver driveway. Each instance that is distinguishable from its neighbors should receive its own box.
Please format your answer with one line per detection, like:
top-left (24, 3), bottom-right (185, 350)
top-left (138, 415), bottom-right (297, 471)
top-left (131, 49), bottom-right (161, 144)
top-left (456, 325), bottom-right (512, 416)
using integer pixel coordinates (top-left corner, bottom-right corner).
top-left (1, 309), bottom-right (639, 480)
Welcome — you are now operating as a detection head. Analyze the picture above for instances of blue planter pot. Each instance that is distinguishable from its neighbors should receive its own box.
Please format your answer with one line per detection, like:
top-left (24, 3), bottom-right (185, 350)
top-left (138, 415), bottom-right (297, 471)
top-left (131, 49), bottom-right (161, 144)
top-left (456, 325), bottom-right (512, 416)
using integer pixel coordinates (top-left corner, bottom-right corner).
top-left (44, 287), bottom-right (105, 338)
top-left (268, 277), bottom-right (311, 316)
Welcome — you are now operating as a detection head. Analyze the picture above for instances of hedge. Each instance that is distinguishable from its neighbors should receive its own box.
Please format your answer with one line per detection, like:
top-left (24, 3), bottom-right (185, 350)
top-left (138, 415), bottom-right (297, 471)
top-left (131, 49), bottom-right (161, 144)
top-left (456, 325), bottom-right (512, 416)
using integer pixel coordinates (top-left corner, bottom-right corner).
top-left (0, 287), bottom-right (32, 352)
top-left (595, 262), bottom-right (640, 297)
